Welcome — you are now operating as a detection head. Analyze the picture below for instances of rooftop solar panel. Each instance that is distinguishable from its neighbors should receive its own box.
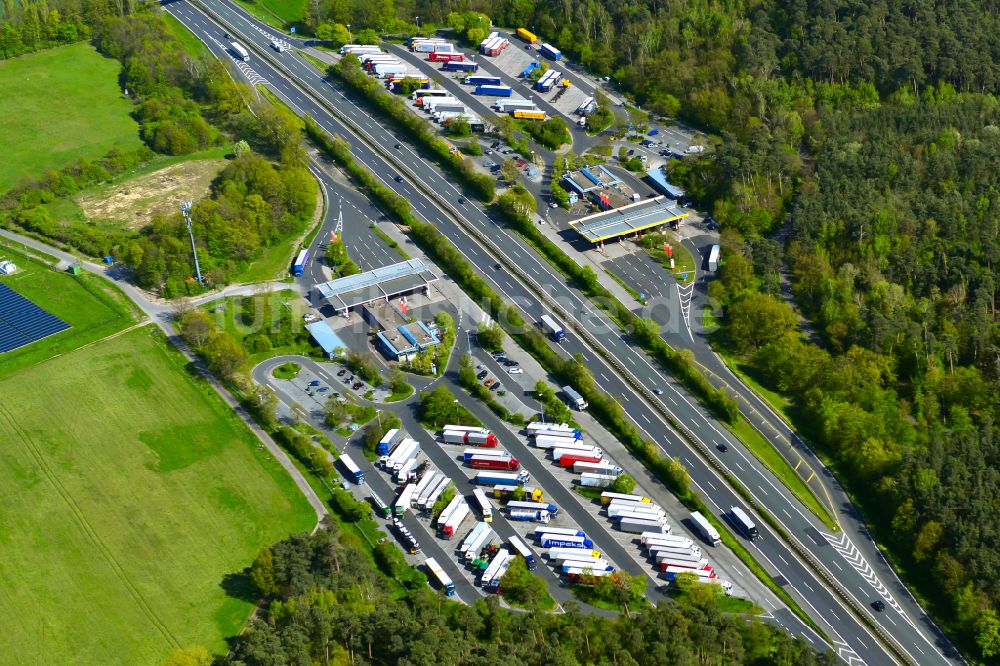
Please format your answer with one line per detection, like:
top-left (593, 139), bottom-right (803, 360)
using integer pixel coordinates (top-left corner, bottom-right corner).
top-left (0, 283), bottom-right (71, 353)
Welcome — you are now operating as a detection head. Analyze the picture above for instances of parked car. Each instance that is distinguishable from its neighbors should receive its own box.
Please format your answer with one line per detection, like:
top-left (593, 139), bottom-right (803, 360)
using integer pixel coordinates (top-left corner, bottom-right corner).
top-left (648, 128), bottom-right (659, 136)
top-left (352, 382), bottom-right (364, 390)
top-left (492, 352), bottom-right (507, 360)
top-left (508, 367), bottom-right (523, 374)
top-left (337, 369), bottom-right (347, 377)
top-left (484, 378), bottom-right (495, 388)
top-left (503, 359), bottom-right (518, 367)
top-left (484, 160), bottom-right (497, 168)
top-left (477, 369), bottom-right (489, 380)
top-left (548, 201), bottom-right (558, 208)
top-left (490, 382), bottom-right (501, 391)
top-left (516, 160), bottom-right (526, 167)
top-left (309, 380), bottom-right (321, 386)
top-left (318, 387), bottom-right (329, 392)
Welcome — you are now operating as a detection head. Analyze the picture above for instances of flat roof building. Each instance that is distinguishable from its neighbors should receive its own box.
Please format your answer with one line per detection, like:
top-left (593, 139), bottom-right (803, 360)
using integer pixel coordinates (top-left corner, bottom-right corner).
top-left (315, 259), bottom-right (439, 315)
top-left (376, 321), bottom-right (441, 361)
top-left (645, 166), bottom-right (686, 200)
top-left (561, 164), bottom-right (622, 195)
top-left (305, 320), bottom-right (348, 359)
top-left (569, 196), bottom-right (688, 244)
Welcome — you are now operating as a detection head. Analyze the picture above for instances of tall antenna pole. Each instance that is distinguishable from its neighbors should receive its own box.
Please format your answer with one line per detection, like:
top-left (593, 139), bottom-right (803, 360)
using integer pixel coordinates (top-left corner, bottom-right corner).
top-left (180, 201), bottom-right (204, 284)
top-left (335, 196), bottom-right (344, 237)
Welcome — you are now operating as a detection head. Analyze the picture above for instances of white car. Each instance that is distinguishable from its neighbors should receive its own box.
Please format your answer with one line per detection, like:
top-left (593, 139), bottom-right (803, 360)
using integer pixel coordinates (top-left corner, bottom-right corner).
top-left (508, 367), bottom-right (524, 374)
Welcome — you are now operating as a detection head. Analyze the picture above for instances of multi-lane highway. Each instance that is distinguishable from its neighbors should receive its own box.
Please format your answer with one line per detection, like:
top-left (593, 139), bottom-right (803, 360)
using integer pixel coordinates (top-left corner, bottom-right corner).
top-left (164, 2), bottom-right (959, 663)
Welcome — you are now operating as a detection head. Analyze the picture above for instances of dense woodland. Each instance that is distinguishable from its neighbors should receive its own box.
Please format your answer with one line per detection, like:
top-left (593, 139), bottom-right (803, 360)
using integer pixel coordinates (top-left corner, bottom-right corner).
top-left (200, 523), bottom-right (837, 666)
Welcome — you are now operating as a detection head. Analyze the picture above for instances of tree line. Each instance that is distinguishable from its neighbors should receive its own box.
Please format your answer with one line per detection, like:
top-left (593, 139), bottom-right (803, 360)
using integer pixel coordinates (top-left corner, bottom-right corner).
top-left (185, 522), bottom-right (839, 666)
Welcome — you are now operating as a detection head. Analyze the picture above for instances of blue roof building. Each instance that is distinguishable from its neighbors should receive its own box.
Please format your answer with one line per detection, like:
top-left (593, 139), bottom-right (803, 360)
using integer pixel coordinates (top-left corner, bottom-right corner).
top-left (645, 166), bottom-right (686, 200)
top-left (305, 320), bottom-right (348, 359)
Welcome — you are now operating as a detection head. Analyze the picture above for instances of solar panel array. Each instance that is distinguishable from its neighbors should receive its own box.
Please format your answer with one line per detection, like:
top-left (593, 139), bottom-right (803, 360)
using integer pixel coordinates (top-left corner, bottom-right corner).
top-left (0, 283), bottom-right (70, 353)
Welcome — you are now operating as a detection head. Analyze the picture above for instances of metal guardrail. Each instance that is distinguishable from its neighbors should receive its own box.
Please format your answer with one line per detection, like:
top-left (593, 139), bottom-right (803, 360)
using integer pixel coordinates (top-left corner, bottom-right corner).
top-left (187, 5), bottom-right (917, 663)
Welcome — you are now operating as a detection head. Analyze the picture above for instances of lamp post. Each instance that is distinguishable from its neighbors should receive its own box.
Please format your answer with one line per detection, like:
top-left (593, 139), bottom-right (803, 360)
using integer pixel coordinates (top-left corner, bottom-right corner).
top-left (415, 16), bottom-right (420, 35)
top-left (180, 201), bottom-right (204, 284)
top-left (346, 23), bottom-right (351, 41)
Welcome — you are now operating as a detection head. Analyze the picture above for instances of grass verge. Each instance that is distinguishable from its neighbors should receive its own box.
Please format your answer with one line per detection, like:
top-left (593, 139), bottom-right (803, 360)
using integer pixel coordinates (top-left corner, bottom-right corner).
top-left (273, 361), bottom-right (301, 379)
top-left (727, 417), bottom-right (835, 529)
top-left (370, 223), bottom-right (411, 259)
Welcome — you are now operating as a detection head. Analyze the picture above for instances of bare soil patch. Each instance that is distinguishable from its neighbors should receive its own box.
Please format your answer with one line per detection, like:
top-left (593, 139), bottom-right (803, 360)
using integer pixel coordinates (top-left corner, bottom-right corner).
top-left (76, 158), bottom-right (226, 229)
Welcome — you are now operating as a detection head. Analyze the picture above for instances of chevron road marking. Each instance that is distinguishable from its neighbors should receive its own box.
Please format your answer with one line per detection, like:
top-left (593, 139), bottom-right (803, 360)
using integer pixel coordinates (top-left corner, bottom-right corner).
top-left (822, 531), bottom-right (912, 627)
top-left (234, 59), bottom-right (268, 86)
top-left (833, 640), bottom-right (868, 666)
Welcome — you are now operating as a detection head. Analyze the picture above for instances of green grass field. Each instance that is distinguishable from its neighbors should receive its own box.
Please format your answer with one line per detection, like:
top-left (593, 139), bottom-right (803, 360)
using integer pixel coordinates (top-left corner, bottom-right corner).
top-left (0, 327), bottom-right (315, 664)
top-left (233, 0), bottom-right (307, 29)
top-left (0, 42), bottom-right (142, 193)
top-left (0, 242), bottom-right (140, 379)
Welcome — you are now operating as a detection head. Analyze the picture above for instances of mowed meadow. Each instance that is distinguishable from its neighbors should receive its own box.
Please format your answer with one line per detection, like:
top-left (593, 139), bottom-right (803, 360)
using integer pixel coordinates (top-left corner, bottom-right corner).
top-left (0, 41), bottom-right (143, 192)
top-left (0, 327), bottom-right (315, 664)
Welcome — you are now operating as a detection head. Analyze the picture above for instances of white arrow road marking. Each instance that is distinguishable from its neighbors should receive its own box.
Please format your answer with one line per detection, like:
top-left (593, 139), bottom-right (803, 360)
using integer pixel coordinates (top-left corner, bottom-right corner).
top-left (833, 640), bottom-right (868, 666)
top-left (822, 532), bottom-right (911, 626)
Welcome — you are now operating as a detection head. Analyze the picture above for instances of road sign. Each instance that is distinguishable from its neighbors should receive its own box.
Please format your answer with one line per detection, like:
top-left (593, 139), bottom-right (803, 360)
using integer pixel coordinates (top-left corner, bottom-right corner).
top-left (681, 273), bottom-right (688, 280)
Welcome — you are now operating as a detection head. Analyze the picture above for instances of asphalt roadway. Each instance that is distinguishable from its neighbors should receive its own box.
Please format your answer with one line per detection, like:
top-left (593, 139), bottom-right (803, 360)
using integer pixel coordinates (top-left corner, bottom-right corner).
top-left (165, 3), bottom-right (958, 663)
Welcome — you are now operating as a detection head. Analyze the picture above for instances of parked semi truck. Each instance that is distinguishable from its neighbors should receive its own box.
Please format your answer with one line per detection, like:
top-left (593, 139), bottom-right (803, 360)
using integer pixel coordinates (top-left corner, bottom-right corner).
top-left (534, 435), bottom-right (595, 451)
top-left (526, 422), bottom-right (581, 437)
top-left (643, 533), bottom-right (699, 553)
top-left (580, 472), bottom-right (614, 488)
top-left (549, 444), bottom-right (602, 458)
top-left (440, 501), bottom-right (471, 538)
top-left (507, 500), bottom-right (558, 515)
top-left (493, 485), bottom-right (544, 502)
top-left (516, 27), bottom-right (538, 43)
top-left (443, 61), bottom-right (479, 72)
top-left (425, 557), bottom-right (456, 596)
top-left (509, 510), bottom-right (550, 522)
top-left (539, 43), bottom-right (561, 60)
top-left (540, 534), bottom-right (594, 549)
top-left (376, 428), bottom-right (402, 456)
top-left (690, 511), bottom-right (721, 546)
top-left (600, 492), bottom-right (650, 505)
top-left (552, 449), bottom-right (603, 467)
top-left (475, 84), bottom-right (513, 97)
top-left (463, 449), bottom-right (511, 461)
top-left (620, 516), bottom-right (669, 534)
top-left (339, 453), bottom-right (364, 484)
top-left (573, 461), bottom-right (623, 476)
top-left (443, 429), bottom-right (498, 447)
top-left (429, 52), bottom-right (465, 62)
top-left (469, 455), bottom-right (520, 470)
top-left (465, 75), bottom-right (502, 86)
top-left (508, 534), bottom-right (537, 570)
top-left (475, 470), bottom-right (530, 486)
